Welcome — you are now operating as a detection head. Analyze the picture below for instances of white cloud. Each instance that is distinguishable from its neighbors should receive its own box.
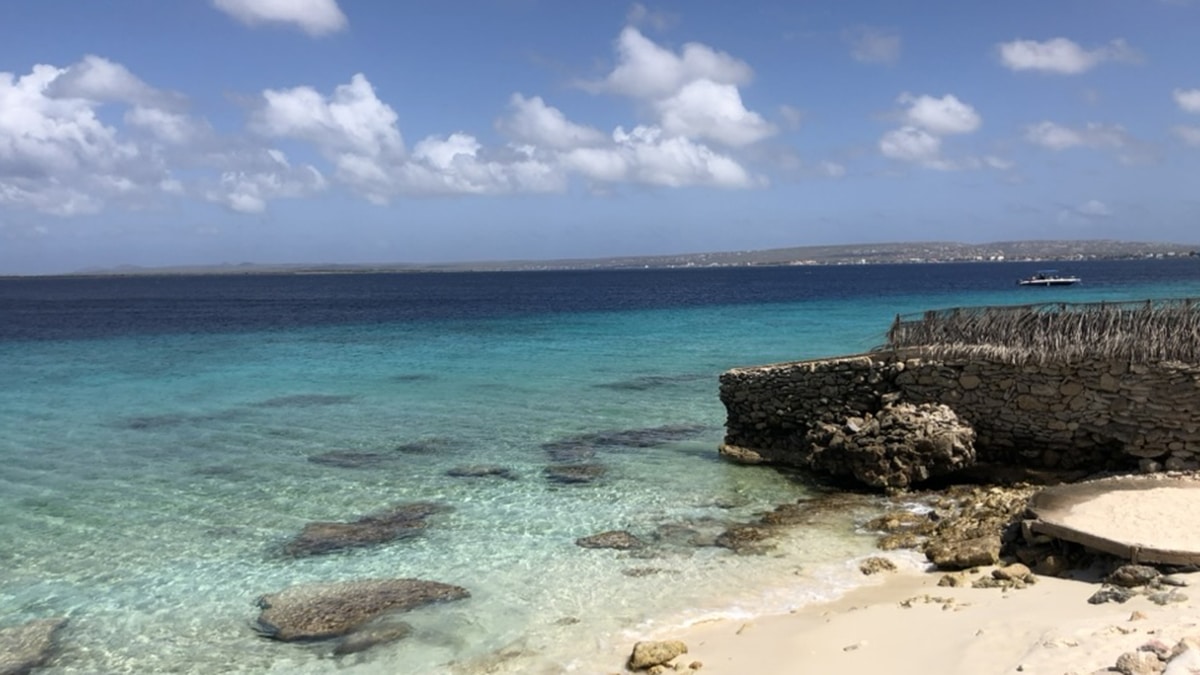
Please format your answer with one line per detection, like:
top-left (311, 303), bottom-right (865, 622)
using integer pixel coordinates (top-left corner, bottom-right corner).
top-left (212, 0), bottom-right (347, 36)
top-left (125, 106), bottom-right (204, 145)
top-left (0, 62), bottom-right (160, 215)
top-left (879, 93), bottom-right (984, 170)
top-left (1076, 199), bottom-right (1111, 217)
top-left (899, 93), bottom-right (981, 135)
top-left (207, 165), bottom-right (327, 214)
top-left (46, 55), bottom-right (184, 110)
top-left (497, 94), bottom-right (606, 150)
top-left (578, 27), bottom-right (774, 151)
top-left (845, 26), bottom-right (901, 65)
top-left (583, 27), bottom-right (753, 100)
top-left (251, 73), bottom-right (404, 159)
top-left (1174, 126), bottom-right (1200, 146)
top-left (397, 134), bottom-right (564, 196)
top-left (819, 161), bottom-right (846, 178)
top-left (1174, 88), bottom-right (1200, 113)
top-left (997, 37), bottom-right (1139, 74)
top-left (655, 79), bottom-right (775, 147)
top-left (880, 126), bottom-right (942, 164)
top-left (1024, 121), bottom-right (1128, 150)
top-left (562, 125), bottom-right (756, 188)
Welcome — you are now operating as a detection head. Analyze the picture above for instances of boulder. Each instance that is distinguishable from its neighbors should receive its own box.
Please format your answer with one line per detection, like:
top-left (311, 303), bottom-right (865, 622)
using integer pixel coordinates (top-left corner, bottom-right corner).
top-left (284, 502), bottom-right (449, 557)
top-left (628, 640), bottom-right (688, 671)
top-left (1108, 565), bottom-right (1161, 588)
top-left (859, 556), bottom-right (898, 575)
top-left (0, 618), bottom-right (66, 675)
top-left (254, 578), bottom-right (469, 641)
top-left (925, 535), bottom-right (1000, 570)
top-left (803, 402), bottom-right (976, 488)
top-left (575, 530), bottom-right (645, 550)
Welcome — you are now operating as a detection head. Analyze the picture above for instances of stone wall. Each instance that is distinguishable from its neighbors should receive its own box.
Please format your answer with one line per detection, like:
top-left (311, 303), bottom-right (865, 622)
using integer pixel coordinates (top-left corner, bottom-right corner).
top-left (719, 351), bottom-right (1200, 475)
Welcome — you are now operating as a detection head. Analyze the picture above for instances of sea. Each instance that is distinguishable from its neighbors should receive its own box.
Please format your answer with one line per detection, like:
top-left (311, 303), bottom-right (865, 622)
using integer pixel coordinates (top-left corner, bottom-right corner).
top-left (3, 258), bottom-right (1200, 674)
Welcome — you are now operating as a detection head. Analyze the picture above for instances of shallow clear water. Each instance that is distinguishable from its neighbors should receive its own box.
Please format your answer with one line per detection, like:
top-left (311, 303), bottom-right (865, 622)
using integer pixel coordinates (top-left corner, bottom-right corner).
top-left (3, 259), bottom-right (1199, 673)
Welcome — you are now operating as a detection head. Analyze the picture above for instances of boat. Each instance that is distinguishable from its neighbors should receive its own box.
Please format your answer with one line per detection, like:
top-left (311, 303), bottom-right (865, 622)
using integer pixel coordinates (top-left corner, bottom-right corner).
top-left (1017, 270), bottom-right (1081, 287)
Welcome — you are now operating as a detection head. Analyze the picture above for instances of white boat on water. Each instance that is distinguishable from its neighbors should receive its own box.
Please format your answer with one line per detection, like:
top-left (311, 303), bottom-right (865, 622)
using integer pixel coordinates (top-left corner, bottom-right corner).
top-left (1017, 270), bottom-right (1081, 287)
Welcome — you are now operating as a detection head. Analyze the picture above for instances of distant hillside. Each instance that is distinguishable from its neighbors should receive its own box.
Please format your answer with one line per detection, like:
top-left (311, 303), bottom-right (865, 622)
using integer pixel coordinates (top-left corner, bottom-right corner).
top-left (65, 239), bottom-right (1200, 276)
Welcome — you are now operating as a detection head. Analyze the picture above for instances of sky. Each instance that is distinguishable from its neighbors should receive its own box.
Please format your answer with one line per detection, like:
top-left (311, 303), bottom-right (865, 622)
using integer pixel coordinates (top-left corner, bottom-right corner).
top-left (2, 1), bottom-right (1199, 274)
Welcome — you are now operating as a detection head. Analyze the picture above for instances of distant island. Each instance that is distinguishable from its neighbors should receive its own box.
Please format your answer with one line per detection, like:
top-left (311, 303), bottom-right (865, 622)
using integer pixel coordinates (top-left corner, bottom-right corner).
top-left (61, 239), bottom-right (1200, 277)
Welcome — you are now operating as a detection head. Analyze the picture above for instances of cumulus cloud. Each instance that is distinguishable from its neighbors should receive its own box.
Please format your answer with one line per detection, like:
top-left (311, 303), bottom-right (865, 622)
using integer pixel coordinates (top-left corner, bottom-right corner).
top-left (577, 26), bottom-right (774, 152)
top-left (844, 26), bottom-right (901, 65)
top-left (212, 0), bottom-right (348, 36)
top-left (880, 93), bottom-right (987, 170)
top-left (46, 55), bottom-right (184, 110)
top-left (1076, 199), bottom-right (1111, 217)
top-left (1174, 88), bottom-right (1200, 113)
top-left (655, 79), bottom-right (775, 146)
top-left (899, 93), bottom-right (981, 135)
top-left (0, 62), bottom-right (158, 215)
top-left (583, 27), bottom-right (753, 100)
top-left (206, 153), bottom-right (328, 214)
top-left (997, 37), bottom-right (1140, 74)
top-left (1024, 121), bottom-right (1129, 150)
top-left (251, 74), bottom-right (405, 159)
top-left (497, 94), bottom-right (607, 150)
top-left (880, 127), bottom-right (942, 164)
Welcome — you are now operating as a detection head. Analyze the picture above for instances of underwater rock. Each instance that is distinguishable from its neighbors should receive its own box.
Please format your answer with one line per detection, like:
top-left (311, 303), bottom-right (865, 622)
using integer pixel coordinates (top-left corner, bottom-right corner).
top-left (541, 424), bottom-right (709, 455)
top-left (593, 374), bottom-right (708, 392)
top-left (253, 394), bottom-right (355, 408)
top-left (714, 524), bottom-right (775, 555)
top-left (284, 502), bottom-right (449, 557)
top-left (543, 463), bottom-right (607, 485)
top-left (0, 618), bottom-right (67, 675)
top-left (307, 451), bottom-right (396, 469)
top-left (575, 530), bottom-right (645, 550)
top-left (254, 579), bottom-right (469, 642)
top-left (445, 465), bottom-right (518, 480)
top-left (392, 438), bottom-right (458, 454)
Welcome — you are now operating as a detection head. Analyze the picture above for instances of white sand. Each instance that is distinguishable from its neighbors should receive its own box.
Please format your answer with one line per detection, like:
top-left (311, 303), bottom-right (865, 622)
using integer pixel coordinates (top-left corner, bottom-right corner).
top-left (632, 567), bottom-right (1200, 674)
top-left (611, 567), bottom-right (1200, 675)
top-left (1055, 486), bottom-right (1200, 552)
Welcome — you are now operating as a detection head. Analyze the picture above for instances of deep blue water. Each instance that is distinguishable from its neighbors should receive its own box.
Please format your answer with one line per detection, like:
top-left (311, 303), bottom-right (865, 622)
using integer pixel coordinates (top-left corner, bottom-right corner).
top-left (2, 258), bottom-right (1199, 674)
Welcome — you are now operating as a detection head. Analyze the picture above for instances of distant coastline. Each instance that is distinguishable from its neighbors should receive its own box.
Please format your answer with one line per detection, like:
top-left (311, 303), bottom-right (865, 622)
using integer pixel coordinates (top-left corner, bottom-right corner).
top-left (16, 239), bottom-right (1200, 278)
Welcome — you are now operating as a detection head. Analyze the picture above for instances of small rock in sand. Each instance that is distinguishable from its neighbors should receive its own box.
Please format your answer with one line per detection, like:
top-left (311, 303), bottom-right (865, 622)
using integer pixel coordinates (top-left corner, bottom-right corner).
top-left (628, 640), bottom-right (688, 671)
top-left (858, 556), bottom-right (897, 575)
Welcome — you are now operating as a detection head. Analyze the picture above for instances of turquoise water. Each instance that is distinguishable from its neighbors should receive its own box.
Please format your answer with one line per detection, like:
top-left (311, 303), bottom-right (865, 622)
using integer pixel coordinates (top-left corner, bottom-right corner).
top-left (3, 261), bottom-right (1200, 673)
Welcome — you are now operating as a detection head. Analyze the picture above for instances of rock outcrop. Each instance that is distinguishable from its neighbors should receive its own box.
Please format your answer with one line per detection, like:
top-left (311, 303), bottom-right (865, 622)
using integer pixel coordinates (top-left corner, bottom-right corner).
top-left (254, 578), bottom-right (469, 642)
top-left (803, 402), bottom-right (977, 488)
top-left (284, 502), bottom-right (448, 557)
top-left (0, 617), bottom-right (67, 675)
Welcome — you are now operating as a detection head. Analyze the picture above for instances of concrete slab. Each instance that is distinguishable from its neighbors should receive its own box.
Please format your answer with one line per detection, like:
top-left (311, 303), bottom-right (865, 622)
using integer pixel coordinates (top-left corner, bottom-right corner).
top-left (1028, 476), bottom-right (1200, 565)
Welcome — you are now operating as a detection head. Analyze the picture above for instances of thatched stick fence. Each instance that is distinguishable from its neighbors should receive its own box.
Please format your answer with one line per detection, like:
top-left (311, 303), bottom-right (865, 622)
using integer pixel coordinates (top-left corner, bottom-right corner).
top-left (882, 298), bottom-right (1200, 364)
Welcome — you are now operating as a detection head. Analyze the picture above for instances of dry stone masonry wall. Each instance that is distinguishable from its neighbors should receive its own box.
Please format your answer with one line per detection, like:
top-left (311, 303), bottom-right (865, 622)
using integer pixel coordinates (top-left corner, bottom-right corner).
top-left (719, 352), bottom-right (1200, 482)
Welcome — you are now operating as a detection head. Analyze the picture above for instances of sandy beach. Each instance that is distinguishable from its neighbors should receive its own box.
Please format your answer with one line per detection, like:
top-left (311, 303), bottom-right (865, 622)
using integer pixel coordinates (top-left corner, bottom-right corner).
top-left (615, 561), bottom-right (1200, 675)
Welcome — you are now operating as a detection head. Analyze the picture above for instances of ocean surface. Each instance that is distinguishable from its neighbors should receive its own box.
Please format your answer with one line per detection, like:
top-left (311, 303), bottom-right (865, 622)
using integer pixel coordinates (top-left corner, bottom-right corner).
top-left (3, 258), bottom-right (1200, 674)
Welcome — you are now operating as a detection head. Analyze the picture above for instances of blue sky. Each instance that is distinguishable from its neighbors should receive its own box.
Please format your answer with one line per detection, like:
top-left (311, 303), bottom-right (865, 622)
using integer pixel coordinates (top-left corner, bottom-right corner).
top-left (2, 0), bottom-right (1199, 274)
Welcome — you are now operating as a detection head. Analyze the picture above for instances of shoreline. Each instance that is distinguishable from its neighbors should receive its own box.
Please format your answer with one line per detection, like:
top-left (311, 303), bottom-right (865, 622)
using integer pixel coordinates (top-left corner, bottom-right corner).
top-left (608, 561), bottom-right (1200, 674)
